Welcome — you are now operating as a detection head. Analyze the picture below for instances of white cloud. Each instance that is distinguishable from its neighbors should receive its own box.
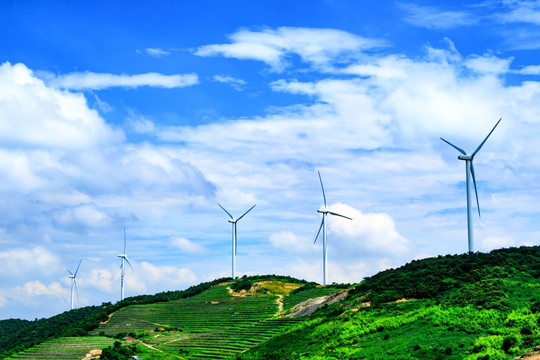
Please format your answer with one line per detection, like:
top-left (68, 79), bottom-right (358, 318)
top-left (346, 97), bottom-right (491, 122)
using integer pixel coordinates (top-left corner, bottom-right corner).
top-left (497, 1), bottom-right (540, 25)
top-left (146, 48), bottom-right (170, 58)
top-left (195, 27), bottom-right (385, 71)
top-left (169, 236), bottom-right (207, 254)
top-left (53, 203), bottom-right (115, 230)
top-left (0, 247), bottom-right (61, 279)
top-left (213, 75), bottom-right (247, 90)
top-left (464, 55), bottom-right (513, 75)
top-left (47, 71), bottom-right (199, 90)
top-left (269, 231), bottom-right (316, 254)
top-left (327, 203), bottom-right (410, 257)
top-left (128, 112), bottom-right (157, 134)
top-left (515, 64), bottom-right (540, 75)
top-left (19, 280), bottom-right (67, 298)
top-left (0, 62), bottom-right (123, 150)
top-left (399, 3), bottom-right (477, 29)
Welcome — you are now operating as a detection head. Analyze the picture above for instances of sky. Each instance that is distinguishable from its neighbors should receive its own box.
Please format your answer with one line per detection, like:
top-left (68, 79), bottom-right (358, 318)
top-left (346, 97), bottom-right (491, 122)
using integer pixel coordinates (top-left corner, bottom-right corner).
top-left (1, 0), bottom-right (540, 320)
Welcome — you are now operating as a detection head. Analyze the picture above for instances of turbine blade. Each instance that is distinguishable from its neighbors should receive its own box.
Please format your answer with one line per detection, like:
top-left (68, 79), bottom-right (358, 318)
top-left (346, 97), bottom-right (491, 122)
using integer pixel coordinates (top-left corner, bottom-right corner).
top-left (67, 269), bottom-right (73, 276)
top-left (328, 211), bottom-right (353, 220)
top-left (318, 171), bottom-right (327, 207)
top-left (472, 118), bottom-right (502, 157)
top-left (125, 257), bottom-right (134, 272)
top-left (314, 218), bottom-right (324, 244)
top-left (234, 226), bottom-right (238, 256)
top-left (237, 204), bottom-right (256, 221)
top-left (440, 137), bottom-right (467, 155)
top-left (123, 226), bottom-right (127, 254)
top-left (74, 259), bottom-right (82, 277)
top-left (218, 203), bottom-right (234, 219)
top-left (470, 161), bottom-right (481, 217)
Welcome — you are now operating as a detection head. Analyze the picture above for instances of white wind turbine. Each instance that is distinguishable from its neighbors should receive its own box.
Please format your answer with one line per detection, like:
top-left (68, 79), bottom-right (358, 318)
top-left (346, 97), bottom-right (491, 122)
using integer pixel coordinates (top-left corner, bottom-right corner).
top-left (440, 118), bottom-right (502, 254)
top-left (67, 259), bottom-right (82, 310)
top-left (218, 203), bottom-right (256, 279)
top-left (118, 226), bottom-right (134, 301)
top-left (314, 171), bottom-right (352, 285)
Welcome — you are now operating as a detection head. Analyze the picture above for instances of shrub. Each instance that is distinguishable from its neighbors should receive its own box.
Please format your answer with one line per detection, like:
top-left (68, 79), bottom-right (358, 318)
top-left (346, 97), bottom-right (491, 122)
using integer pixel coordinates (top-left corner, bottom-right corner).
top-left (501, 336), bottom-right (517, 353)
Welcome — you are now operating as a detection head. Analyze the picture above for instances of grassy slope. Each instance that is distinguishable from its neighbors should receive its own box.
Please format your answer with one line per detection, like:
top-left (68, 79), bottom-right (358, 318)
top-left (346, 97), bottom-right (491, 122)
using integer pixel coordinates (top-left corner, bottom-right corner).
top-left (5, 336), bottom-right (116, 360)
top-left (4, 247), bottom-right (540, 360)
top-left (239, 246), bottom-right (540, 360)
top-left (2, 276), bottom-right (325, 360)
top-left (95, 281), bottom-right (312, 359)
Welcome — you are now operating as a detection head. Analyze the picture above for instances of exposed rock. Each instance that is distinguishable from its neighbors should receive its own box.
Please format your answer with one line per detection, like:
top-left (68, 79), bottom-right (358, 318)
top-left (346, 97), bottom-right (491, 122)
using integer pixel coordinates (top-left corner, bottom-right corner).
top-left (285, 289), bottom-right (350, 318)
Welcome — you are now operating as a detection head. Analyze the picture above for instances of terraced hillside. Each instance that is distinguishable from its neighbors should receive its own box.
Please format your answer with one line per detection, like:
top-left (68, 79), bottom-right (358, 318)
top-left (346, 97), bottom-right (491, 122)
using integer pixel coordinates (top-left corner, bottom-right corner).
top-left (93, 282), bottom-right (323, 359)
top-left (5, 336), bottom-right (115, 360)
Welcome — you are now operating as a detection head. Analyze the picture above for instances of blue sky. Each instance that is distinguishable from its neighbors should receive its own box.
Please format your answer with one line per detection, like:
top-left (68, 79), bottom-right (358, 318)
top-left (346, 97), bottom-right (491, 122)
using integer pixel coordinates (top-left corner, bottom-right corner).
top-left (1, 0), bottom-right (540, 320)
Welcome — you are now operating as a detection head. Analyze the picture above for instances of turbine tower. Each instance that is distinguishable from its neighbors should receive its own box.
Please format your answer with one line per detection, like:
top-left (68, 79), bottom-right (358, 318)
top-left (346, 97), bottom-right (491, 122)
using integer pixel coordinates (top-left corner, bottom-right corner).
top-left (218, 203), bottom-right (256, 279)
top-left (314, 171), bottom-right (352, 285)
top-left (440, 118), bottom-right (502, 254)
top-left (118, 226), bottom-right (134, 301)
top-left (67, 259), bottom-right (82, 310)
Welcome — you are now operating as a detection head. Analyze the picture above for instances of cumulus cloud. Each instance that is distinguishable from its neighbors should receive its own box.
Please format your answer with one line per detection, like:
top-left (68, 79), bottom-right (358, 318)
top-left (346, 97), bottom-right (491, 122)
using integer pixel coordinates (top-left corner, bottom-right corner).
top-left (0, 62), bottom-right (123, 150)
top-left (195, 27), bottom-right (385, 71)
top-left (18, 280), bottom-right (67, 298)
top-left (0, 247), bottom-right (61, 279)
top-left (169, 236), bottom-right (207, 254)
top-left (47, 71), bottom-right (199, 90)
top-left (52, 203), bottom-right (116, 231)
top-left (327, 203), bottom-right (410, 257)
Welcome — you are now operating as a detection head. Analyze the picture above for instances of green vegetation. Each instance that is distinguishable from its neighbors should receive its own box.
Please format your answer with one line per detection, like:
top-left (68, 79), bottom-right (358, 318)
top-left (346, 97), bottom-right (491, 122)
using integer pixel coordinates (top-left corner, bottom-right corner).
top-left (100, 341), bottom-right (137, 360)
top-left (239, 246), bottom-right (540, 359)
top-left (3, 247), bottom-right (540, 360)
top-left (95, 284), bottom-right (300, 359)
top-left (4, 336), bottom-right (116, 360)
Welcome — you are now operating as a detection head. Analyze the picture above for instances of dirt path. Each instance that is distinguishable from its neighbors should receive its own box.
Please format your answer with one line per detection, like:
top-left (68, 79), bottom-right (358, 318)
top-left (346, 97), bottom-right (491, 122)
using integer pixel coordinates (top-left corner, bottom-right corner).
top-left (140, 341), bottom-right (185, 359)
top-left (275, 294), bottom-right (284, 315)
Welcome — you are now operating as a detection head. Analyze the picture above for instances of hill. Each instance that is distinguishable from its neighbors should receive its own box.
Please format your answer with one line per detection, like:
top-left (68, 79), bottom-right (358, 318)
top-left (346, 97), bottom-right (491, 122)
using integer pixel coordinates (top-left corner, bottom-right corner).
top-left (1, 246), bottom-right (539, 359)
top-left (240, 246), bottom-right (540, 359)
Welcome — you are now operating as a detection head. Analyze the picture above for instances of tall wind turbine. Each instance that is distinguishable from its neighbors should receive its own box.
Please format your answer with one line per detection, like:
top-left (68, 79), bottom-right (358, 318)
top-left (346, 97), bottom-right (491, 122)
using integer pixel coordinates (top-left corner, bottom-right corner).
top-left (314, 171), bottom-right (352, 285)
top-left (218, 203), bottom-right (256, 279)
top-left (440, 118), bottom-right (502, 254)
top-left (67, 259), bottom-right (82, 310)
top-left (118, 226), bottom-right (134, 301)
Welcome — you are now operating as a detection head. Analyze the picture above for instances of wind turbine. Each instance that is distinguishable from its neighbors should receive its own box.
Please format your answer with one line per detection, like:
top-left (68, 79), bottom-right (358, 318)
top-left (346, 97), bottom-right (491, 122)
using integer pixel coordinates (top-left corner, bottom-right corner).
top-left (118, 226), bottom-right (134, 301)
top-left (314, 171), bottom-right (352, 285)
top-left (67, 259), bottom-right (82, 310)
top-left (440, 118), bottom-right (502, 254)
top-left (218, 203), bottom-right (256, 279)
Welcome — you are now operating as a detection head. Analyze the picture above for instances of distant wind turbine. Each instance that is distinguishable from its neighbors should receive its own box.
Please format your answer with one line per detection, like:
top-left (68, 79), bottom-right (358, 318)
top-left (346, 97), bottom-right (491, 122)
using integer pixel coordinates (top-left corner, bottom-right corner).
top-left (440, 118), bottom-right (502, 254)
top-left (118, 226), bottom-right (134, 301)
top-left (314, 171), bottom-right (352, 285)
top-left (218, 203), bottom-right (256, 279)
top-left (67, 259), bottom-right (82, 310)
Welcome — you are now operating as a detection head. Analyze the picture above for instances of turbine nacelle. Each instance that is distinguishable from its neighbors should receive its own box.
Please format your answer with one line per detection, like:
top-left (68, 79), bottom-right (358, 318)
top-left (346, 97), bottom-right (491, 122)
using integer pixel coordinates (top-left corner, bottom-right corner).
top-left (458, 154), bottom-right (473, 161)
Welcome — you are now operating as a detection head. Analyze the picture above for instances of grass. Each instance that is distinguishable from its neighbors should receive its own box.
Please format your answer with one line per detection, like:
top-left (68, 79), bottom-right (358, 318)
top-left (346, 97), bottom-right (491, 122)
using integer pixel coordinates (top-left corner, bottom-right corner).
top-left (92, 284), bottom-right (307, 359)
top-left (5, 336), bottom-right (116, 360)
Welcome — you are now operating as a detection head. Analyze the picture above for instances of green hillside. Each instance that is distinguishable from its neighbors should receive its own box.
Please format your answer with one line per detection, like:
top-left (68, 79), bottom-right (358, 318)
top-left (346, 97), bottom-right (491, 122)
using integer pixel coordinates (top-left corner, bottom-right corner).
top-left (2, 247), bottom-right (540, 360)
top-left (240, 246), bottom-right (540, 359)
